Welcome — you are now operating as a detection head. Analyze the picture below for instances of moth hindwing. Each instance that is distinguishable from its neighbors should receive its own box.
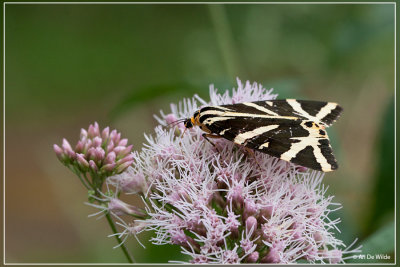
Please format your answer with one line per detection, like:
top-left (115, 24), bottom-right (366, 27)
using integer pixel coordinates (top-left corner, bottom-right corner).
top-left (184, 99), bottom-right (343, 172)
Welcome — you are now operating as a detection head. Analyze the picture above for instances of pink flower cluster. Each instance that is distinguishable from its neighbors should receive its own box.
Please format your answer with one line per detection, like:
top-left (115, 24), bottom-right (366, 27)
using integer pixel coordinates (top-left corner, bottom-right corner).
top-left (54, 122), bottom-right (134, 177)
top-left (106, 79), bottom-right (360, 263)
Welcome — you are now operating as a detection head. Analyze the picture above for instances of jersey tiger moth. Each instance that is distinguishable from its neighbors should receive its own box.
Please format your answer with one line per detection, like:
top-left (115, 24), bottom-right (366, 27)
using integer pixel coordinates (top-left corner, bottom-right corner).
top-left (182, 99), bottom-right (343, 172)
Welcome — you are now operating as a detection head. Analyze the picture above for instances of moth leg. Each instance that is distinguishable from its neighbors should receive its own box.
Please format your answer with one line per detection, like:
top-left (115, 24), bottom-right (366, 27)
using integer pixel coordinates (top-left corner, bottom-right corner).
top-left (243, 146), bottom-right (261, 169)
top-left (202, 133), bottom-right (222, 153)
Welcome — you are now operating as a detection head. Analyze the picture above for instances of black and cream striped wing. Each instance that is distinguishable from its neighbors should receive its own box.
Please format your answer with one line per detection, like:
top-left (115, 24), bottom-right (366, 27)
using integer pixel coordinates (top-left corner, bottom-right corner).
top-left (218, 99), bottom-right (343, 127)
top-left (197, 100), bottom-right (342, 172)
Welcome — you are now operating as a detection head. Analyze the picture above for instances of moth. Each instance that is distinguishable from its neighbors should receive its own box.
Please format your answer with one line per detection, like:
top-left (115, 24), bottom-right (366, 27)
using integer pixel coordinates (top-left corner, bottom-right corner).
top-left (183, 99), bottom-right (343, 172)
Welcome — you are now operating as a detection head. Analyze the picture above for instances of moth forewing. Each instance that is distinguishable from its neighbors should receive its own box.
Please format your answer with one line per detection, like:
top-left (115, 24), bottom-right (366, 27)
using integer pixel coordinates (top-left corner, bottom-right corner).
top-left (183, 99), bottom-right (342, 172)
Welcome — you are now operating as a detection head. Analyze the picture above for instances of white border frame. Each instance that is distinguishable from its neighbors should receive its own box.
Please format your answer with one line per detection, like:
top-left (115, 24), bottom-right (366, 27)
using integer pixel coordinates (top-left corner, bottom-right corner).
top-left (2, 1), bottom-right (397, 265)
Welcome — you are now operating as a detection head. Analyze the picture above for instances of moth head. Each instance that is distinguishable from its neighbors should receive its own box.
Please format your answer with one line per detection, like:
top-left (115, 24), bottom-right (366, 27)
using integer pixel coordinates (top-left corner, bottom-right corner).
top-left (183, 118), bottom-right (194, 129)
top-left (184, 110), bottom-right (202, 129)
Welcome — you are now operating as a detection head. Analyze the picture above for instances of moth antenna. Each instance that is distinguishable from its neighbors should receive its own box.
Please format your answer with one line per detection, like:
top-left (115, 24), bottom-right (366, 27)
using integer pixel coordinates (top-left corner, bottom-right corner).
top-left (166, 118), bottom-right (186, 128)
top-left (157, 118), bottom-right (188, 139)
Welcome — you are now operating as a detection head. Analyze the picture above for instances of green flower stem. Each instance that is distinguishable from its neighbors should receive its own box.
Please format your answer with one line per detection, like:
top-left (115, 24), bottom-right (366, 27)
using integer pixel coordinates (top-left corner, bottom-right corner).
top-left (208, 4), bottom-right (243, 79)
top-left (105, 211), bottom-right (135, 263)
top-left (91, 172), bottom-right (103, 193)
top-left (72, 168), bottom-right (135, 263)
top-left (69, 166), bottom-right (91, 190)
top-left (82, 172), bottom-right (93, 188)
top-left (93, 176), bottom-right (135, 263)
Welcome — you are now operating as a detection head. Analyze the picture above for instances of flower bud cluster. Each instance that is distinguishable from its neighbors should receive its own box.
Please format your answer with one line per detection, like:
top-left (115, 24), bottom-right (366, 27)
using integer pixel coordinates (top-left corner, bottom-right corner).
top-left (54, 122), bottom-right (134, 177)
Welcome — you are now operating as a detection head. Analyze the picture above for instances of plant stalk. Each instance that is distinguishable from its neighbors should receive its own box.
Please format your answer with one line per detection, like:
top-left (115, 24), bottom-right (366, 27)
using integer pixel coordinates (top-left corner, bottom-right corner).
top-left (105, 212), bottom-right (135, 263)
top-left (208, 4), bottom-right (244, 79)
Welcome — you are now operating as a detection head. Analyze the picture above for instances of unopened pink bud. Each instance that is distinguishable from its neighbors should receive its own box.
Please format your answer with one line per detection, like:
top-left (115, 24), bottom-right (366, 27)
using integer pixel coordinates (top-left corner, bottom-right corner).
top-left (76, 153), bottom-right (89, 168)
top-left (101, 163), bottom-right (116, 172)
top-left (125, 144), bottom-right (133, 153)
top-left (62, 139), bottom-right (76, 159)
top-left (88, 124), bottom-right (95, 138)
top-left (246, 216), bottom-right (257, 233)
top-left (95, 147), bottom-right (106, 162)
top-left (107, 140), bottom-right (114, 153)
top-left (89, 160), bottom-right (98, 171)
top-left (53, 144), bottom-right (65, 161)
top-left (109, 129), bottom-right (118, 142)
top-left (247, 251), bottom-right (259, 263)
top-left (88, 122), bottom-right (100, 138)
top-left (83, 139), bottom-right (92, 152)
top-left (93, 136), bottom-right (102, 147)
top-left (116, 160), bottom-right (134, 173)
top-left (118, 138), bottom-right (128, 147)
top-left (116, 153), bottom-right (134, 165)
top-left (101, 126), bottom-right (110, 140)
top-left (114, 132), bottom-right (121, 144)
top-left (80, 128), bottom-right (88, 140)
top-left (66, 150), bottom-right (76, 160)
top-left (93, 122), bottom-right (100, 134)
top-left (87, 147), bottom-right (96, 160)
top-left (105, 151), bottom-right (116, 164)
top-left (53, 144), bottom-right (63, 155)
top-left (115, 145), bottom-right (133, 157)
top-left (62, 138), bottom-right (72, 151)
top-left (75, 141), bottom-right (84, 153)
top-left (113, 146), bottom-right (126, 154)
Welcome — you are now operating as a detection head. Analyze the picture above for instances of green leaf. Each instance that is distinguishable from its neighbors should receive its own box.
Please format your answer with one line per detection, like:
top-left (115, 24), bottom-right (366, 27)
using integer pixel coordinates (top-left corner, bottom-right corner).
top-left (347, 221), bottom-right (394, 263)
top-left (364, 99), bottom-right (395, 233)
top-left (362, 221), bottom-right (395, 254)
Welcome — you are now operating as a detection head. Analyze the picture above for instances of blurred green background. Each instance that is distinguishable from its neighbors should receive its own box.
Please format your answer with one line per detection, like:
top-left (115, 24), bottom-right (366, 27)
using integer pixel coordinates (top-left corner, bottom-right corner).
top-left (4, 3), bottom-right (395, 263)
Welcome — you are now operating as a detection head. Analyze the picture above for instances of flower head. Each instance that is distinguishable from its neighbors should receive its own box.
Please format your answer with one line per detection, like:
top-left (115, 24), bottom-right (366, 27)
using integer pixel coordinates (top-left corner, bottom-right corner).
top-left (54, 122), bottom-right (134, 177)
top-left (106, 78), bottom-right (361, 263)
